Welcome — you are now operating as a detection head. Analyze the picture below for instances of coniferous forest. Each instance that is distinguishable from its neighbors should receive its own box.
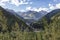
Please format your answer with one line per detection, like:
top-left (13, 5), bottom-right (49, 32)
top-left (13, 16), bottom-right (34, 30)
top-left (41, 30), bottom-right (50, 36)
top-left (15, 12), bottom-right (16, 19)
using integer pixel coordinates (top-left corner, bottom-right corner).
top-left (0, 6), bottom-right (60, 40)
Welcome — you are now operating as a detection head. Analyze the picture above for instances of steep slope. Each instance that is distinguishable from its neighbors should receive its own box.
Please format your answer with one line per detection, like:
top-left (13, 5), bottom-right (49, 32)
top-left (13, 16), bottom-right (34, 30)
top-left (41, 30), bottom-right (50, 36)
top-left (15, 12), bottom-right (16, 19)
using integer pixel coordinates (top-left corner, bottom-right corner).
top-left (45, 9), bottom-right (60, 23)
top-left (0, 6), bottom-right (32, 33)
top-left (30, 9), bottom-right (60, 31)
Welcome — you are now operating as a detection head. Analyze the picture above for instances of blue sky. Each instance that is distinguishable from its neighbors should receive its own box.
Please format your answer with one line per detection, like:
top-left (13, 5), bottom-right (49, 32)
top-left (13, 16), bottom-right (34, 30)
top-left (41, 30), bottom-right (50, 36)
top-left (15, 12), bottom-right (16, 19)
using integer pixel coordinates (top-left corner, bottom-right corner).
top-left (0, 0), bottom-right (60, 12)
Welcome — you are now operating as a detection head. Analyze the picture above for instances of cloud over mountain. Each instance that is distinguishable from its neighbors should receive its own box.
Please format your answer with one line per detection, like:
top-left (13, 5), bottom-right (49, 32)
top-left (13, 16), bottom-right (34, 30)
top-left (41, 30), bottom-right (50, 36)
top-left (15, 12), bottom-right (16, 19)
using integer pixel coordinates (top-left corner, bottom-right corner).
top-left (49, 3), bottom-right (60, 10)
top-left (0, 0), bottom-right (60, 12)
top-left (26, 7), bottom-right (49, 12)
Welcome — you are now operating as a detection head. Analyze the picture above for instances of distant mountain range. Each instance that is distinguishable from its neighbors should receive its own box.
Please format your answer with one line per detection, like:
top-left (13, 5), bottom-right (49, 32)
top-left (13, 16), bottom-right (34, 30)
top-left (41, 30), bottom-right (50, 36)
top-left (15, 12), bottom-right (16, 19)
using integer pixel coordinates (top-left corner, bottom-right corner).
top-left (17, 10), bottom-right (48, 24)
top-left (18, 10), bottom-right (47, 19)
top-left (6, 8), bottom-right (48, 24)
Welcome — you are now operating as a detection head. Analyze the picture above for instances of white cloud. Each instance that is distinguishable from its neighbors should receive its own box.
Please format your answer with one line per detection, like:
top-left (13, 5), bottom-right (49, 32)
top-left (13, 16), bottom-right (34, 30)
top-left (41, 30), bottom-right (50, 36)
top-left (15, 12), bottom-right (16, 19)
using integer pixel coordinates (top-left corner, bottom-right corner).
top-left (38, 7), bottom-right (49, 12)
top-left (0, 2), bottom-right (5, 6)
top-left (49, 3), bottom-right (60, 10)
top-left (0, 0), bottom-right (8, 6)
top-left (0, 0), bottom-right (60, 12)
top-left (11, 0), bottom-right (29, 6)
top-left (49, 4), bottom-right (52, 6)
top-left (56, 3), bottom-right (60, 8)
top-left (11, 0), bottom-right (20, 6)
top-left (0, 0), bottom-right (32, 6)
top-left (49, 4), bottom-right (56, 10)
top-left (26, 6), bottom-right (49, 12)
top-left (20, 10), bottom-right (25, 12)
top-left (26, 7), bottom-right (37, 11)
top-left (19, 6), bottom-right (32, 12)
top-left (26, 6), bottom-right (32, 10)
top-left (10, 0), bottom-right (33, 6)
top-left (0, 0), bottom-right (9, 2)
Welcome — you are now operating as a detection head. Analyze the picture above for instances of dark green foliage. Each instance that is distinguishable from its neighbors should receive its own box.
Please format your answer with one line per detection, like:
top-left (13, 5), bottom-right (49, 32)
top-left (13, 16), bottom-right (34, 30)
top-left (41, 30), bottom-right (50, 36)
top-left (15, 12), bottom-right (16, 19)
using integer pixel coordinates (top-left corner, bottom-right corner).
top-left (0, 6), bottom-right (29, 33)
top-left (0, 24), bottom-right (2, 32)
top-left (0, 6), bottom-right (60, 40)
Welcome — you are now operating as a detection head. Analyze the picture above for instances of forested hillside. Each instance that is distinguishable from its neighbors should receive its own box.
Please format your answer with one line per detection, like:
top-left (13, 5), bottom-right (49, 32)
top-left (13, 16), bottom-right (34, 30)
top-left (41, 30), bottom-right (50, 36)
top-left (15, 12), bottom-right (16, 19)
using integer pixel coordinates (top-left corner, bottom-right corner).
top-left (30, 9), bottom-right (60, 40)
top-left (0, 6), bottom-right (31, 32)
top-left (0, 6), bottom-right (60, 40)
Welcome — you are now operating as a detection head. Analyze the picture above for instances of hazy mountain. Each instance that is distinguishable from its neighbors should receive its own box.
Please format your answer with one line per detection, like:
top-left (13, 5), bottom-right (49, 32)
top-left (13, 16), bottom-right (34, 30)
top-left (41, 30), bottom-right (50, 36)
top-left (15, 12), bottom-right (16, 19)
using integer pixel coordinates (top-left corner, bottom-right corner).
top-left (18, 10), bottom-right (47, 24)
top-left (18, 10), bottom-right (47, 19)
